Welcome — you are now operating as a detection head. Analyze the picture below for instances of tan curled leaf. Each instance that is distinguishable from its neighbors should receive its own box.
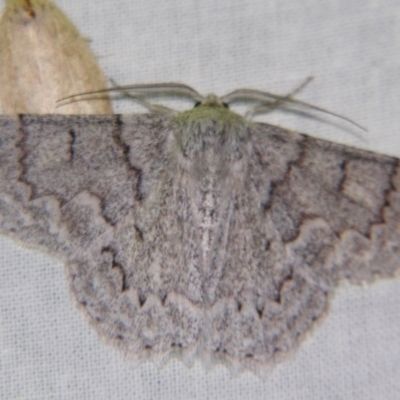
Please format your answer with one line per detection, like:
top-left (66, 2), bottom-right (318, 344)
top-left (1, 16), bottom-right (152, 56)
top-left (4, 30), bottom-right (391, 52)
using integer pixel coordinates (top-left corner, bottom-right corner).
top-left (0, 0), bottom-right (112, 114)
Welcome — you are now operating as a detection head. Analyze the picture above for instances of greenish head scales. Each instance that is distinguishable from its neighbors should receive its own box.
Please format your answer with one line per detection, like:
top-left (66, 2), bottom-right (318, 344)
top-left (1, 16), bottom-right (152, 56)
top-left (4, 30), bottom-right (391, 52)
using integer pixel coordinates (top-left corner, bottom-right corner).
top-left (171, 95), bottom-right (248, 159)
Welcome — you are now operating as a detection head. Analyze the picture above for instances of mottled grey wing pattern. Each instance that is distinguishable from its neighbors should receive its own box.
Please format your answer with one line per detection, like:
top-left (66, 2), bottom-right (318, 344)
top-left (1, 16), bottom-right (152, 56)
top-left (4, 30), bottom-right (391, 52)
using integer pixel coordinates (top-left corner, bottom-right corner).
top-left (0, 113), bottom-right (399, 370)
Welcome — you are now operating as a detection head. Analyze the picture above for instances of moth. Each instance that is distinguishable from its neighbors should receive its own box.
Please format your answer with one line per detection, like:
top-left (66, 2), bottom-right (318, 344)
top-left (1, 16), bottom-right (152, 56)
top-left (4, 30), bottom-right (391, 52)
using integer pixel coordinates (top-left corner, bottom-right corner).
top-left (0, 83), bottom-right (399, 371)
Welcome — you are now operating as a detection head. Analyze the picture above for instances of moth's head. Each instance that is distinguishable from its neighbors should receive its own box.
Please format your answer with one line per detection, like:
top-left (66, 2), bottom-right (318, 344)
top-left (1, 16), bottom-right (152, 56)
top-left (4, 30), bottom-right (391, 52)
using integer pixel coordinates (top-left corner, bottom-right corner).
top-left (173, 93), bottom-right (244, 129)
top-left (194, 94), bottom-right (229, 110)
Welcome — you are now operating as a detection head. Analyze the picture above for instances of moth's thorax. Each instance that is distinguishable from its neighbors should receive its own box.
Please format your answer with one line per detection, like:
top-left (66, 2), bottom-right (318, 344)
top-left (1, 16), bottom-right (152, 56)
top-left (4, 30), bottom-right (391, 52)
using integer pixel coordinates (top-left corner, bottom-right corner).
top-left (171, 100), bottom-right (248, 163)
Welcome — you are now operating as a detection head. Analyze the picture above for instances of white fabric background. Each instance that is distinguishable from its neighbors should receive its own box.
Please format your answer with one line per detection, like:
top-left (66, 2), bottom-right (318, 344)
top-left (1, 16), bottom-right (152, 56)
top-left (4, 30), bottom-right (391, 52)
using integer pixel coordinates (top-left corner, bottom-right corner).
top-left (1, 0), bottom-right (400, 399)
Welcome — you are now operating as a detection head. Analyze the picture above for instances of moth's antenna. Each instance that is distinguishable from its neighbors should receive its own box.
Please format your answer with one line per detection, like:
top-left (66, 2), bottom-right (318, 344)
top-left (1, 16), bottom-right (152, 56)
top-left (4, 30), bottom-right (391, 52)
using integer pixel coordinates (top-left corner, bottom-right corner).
top-left (100, 79), bottom-right (178, 114)
top-left (221, 84), bottom-right (367, 132)
top-left (245, 77), bottom-right (314, 118)
top-left (58, 80), bottom-right (366, 132)
top-left (58, 83), bottom-right (206, 105)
